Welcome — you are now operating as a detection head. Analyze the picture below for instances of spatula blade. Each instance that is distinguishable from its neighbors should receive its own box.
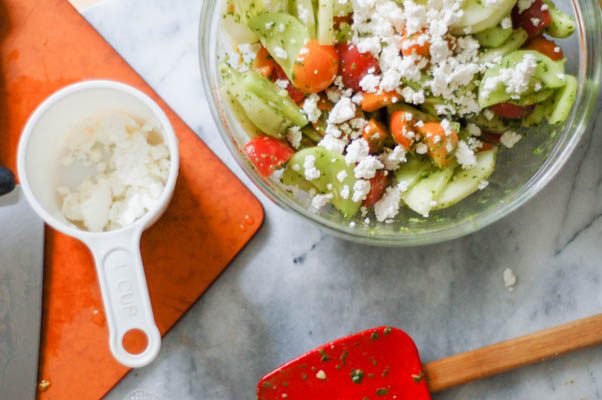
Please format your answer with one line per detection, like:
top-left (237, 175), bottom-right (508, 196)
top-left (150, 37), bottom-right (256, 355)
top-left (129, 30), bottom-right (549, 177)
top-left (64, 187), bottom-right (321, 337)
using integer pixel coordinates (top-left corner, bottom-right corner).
top-left (257, 327), bottom-right (431, 400)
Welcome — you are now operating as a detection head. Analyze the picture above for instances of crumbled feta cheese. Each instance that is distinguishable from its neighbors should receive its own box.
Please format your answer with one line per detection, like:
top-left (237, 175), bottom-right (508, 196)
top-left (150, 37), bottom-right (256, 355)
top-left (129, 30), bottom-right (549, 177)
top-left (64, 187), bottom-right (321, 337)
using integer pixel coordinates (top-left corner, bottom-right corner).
top-left (286, 126), bottom-right (302, 149)
top-left (530, 17), bottom-right (540, 27)
top-left (329, 97), bottom-right (356, 124)
top-left (275, 79), bottom-right (289, 90)
top-left (381, 145), bottom-right (407, 171)
top-left (359, 74), bottom-right (381, 93)
top-left (345, 139), bottom-right (370, 166)
top-left (352, 179), bottom-right (371, 203)
top-left (354, 156), bottom-right (384, 179)
top-left (478, 180), bottom-right (490, 190)
top-left (481, 54), bottom-right (537, 99)
top-left (341, 185), bottom-right (350, 199)
top-left (467, 123), bottom-right (482, 137)
top-left (337, 170), bottom-right (348, 183)
top-left (501, 17), bottom-right (513, 30)
top-left (273, 46), bottom-right (288, 59)
top-left (311, 194), bottom-right (333, 211)
top-left (59, 113), bottom-right (170, 232)
top-left (374, 185), bottom-right (403, 222)
top-left (500, 131), bottom-right (522, 149)
top-left (319, 135), bottom-right (347, 154)
top-left (415, 143), bottom-right (428, 155)
top-left (303, 155), bottom-right (321, 181)
top-left (503, 268), bottom-right (518, 292)
top-left (303, 94), bottom-right (322, 123)
top-left (455, 140), bottom-right (477, 169)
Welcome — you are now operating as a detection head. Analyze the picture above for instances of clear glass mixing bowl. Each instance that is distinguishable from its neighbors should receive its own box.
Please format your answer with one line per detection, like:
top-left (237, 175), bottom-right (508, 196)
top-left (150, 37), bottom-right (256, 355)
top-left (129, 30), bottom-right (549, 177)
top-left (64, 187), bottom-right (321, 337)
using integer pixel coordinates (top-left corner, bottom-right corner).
top-left (199, 0), bottom-right (601, 246)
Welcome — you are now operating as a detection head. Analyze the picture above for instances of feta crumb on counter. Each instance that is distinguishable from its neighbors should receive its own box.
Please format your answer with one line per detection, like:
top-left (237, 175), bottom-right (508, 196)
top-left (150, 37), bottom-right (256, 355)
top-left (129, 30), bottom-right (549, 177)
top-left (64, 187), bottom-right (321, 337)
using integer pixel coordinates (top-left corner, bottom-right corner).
top-left (59, 113), bottom-right (170, 232)
top-left (503, 268), bottom-right (518, 292)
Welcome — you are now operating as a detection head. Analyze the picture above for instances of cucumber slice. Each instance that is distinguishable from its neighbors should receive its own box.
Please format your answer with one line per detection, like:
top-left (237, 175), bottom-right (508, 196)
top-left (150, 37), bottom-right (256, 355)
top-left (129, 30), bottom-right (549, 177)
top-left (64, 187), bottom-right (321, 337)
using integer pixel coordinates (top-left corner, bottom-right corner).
top-left (287, 147), bottom-right (362, 218)
top-left (547, 74), bottom-right (577, 125)
top-left (395, 157), bottom-right (433, 192)
top-left (333, 0), bottom-right (353, 16)
top-left (317, 0), bottom-right (335, 45)
top-left (479, 29), bottom-right (528, 65)
top-left (281, 167), bottom-right (315, 191)
top-left (512, 88), bottom-right (555, 106)
top-left (451, 0), bottom-right (516, 34)
top-left (401, 164), bottom-right (456, 217)
top-left (434, 149), bottom-right (497, 210)
top-left (240, 69), bottom-right (309, 127)
top-left (248, 12), bottom-right (310, 80)
top-left (479, 50), bottom-right (568, 108)
top-left (474, 23), bottom-right (513, 48)
top-left (467, 113), bottom-right (512, 134)
top-left (522, 103), bottom-right (549, 127)
top-left (544, 0), bottom-right (577, 38)
top-left (222, 65), bottom-right (292, 137)
top-left (290, 0), bottom-right (317, 38)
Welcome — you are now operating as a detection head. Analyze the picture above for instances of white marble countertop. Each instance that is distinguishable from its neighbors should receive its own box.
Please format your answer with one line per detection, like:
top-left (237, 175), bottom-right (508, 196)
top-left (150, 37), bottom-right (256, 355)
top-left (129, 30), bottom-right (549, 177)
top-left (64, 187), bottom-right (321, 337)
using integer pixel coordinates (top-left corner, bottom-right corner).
top-left (76, 1), bottom-right (602, 399)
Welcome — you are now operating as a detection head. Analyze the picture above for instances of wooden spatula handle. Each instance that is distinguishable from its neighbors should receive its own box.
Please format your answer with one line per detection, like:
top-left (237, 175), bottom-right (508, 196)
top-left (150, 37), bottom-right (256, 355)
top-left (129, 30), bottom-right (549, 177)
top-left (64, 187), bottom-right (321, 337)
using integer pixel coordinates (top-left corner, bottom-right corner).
top-left (424, 314), bottom-right (602, 392)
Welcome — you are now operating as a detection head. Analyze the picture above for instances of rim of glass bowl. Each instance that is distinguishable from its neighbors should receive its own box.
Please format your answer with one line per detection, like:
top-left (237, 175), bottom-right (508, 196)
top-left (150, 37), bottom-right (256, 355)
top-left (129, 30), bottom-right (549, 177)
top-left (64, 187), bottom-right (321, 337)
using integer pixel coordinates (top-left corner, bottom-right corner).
top-left (199, 0), bottom-right (601, 247)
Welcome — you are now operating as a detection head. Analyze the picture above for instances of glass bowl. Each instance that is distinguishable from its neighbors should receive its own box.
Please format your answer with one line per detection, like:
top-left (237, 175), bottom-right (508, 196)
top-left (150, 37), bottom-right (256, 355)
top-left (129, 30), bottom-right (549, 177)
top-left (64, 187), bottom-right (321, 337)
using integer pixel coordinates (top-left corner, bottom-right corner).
top-left (199, 0), bottom-right (601, 246)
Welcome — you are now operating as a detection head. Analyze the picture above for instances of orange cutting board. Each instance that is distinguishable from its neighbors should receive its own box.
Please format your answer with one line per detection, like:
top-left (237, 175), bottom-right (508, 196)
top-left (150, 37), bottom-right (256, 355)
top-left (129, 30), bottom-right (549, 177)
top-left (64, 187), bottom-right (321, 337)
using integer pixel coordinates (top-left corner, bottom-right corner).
top-left (0, 1), bottom-right (264, 399)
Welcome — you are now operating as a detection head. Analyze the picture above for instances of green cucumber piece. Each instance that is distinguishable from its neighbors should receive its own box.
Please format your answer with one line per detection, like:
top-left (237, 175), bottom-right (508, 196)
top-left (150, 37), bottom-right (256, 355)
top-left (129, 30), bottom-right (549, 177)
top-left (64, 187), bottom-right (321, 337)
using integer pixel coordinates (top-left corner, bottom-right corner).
top-left (451, 0), bottom-right (516, 34)
top-left (511, 88), bottom-right (555, 106)
top-left (467, 113), bottom-right (512, 133)
top-left (434, 149), bottom-right (497, 210)
top-left (281, 167), bottom-right (315, 191)
top-left (479, 50), bottom-right (568, 108)
top-left (333, 0), bottom-right (353, 16)
top-left (248, 12), bottom-right (310, 80)
top-left (240, 69), bottom-right (309, 127)
top-left (547, 74), bottom-right (577, 125)
top-left (401, 164), bottom-right (456, 217)
top-left (474, 23), bottom-right (513, 48)
top-left (479, 29), bottom-right (528, 65)
top-left (544, 0), bottom-right (577, 38)
top-left (222, 65), bottom-right (291, 137)
top-left (317, 0), bottom-right (335, 45)
top-left (395, 157), bottom-right (433, 192)
top-left (290, 0), bottom-right (317, 38)
top-left (522, 103), bottom-right (549, 127)
top-left (287, 147), bottom-right (361, 218)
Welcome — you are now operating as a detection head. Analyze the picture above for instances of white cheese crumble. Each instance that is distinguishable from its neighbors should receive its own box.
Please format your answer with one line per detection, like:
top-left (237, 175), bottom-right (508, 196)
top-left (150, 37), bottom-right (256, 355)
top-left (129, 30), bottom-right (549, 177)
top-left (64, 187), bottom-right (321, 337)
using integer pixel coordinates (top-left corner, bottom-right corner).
top-left (273, 46), bottom-right (288, 60)
top-left (59, 113), bottom-right (170, 232)
top-left (503, 268), bottom-right (518, 292)
top-left (352, 179), bottom-right (371, 203)
top-left (374, 185), bottom-right (403, 222)
top-left (455, 140), bottom-right (477, 170)
top-left (311, 194), bottom-right (333, 211)
top-left (328, 96), bottom-right (356, 124)
top-left (319, 135), bottom-right (348, 155)
top-left (286, 126), bottom-right (302, 149)
top-left (303, 155), bottom-right (321, 181)
top-left (380, 145), bottom-right (407, 171)
top-left (354, 156), bottom-right (384, 179)
top-left (500, 131), bottom-right (522, 149)
top-left (345, 138), bottom-right (371, 166)
top-left (501, 17), bottom-right (513, 30)
top-left (336, 170), bottom-right (348, 183)
top-left (303, 94), bottom-right (322, 123)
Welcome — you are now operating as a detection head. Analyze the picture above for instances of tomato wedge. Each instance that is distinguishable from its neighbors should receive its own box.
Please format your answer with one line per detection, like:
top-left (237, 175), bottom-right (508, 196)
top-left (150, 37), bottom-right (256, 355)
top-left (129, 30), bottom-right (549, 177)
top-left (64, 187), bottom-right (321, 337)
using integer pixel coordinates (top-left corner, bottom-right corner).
top-left (253, 47), bottom-right (277, 78)
top-left (417, 122), bottom-right (458, 169)
top-left (363, 171), bottom-right (388, 208)
top-left (292, 40), bottom-right (340, 94)
top-left (362, 118), bottom-right (390, 154)
top-left (490, 103), bottom-right (534, 119)
top-left (273, 64), bottom-right (306, 104)
top-left (390, 110), bottom-right (416, 150)
top-left (512, 0), bottom-right (552, 39)
top-left (244, 136), bottom-right (295, 178)
top-left (524, 36), bottom-right (564, 61)
top-left (338, 43), bottom-right (381, 92)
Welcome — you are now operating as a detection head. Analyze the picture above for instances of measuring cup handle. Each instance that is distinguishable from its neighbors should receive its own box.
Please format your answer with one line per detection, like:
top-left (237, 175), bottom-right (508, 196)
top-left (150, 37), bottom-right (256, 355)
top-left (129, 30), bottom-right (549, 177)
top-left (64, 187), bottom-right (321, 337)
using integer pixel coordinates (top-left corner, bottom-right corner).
top-left (86, 230), bottom-right (161, 368)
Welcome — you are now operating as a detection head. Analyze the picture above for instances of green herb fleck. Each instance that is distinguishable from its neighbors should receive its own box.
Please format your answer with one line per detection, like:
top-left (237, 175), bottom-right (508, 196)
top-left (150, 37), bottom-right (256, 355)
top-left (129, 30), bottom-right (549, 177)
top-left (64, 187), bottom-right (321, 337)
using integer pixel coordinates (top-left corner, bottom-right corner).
top-left (319, 349), bottom-right (330, 362)
top-left (383, 327), bottom-right (393, 336)
top-left (351, 369), bottom-right (365, 384)
top-left (371, 332), bottom-right (379, 340)
top-left (376, 388), bottom-right (389, 396)
top-left (412, 372), bottom-right (425, 382)
top-left (340, 351), bottom-right (349, 365)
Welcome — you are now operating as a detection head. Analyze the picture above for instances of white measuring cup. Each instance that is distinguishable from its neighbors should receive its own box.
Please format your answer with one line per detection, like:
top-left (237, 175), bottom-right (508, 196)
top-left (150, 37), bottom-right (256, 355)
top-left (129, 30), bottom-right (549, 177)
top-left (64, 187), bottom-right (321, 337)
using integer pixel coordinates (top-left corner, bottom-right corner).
top-left (17, 81), bottom-right (179, 368)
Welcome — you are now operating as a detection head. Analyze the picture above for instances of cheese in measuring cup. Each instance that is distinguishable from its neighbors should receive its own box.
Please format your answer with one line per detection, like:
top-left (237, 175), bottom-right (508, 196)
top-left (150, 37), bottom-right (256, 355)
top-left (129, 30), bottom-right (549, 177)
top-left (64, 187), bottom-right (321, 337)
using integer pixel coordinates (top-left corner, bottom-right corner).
top-left (57, 112), bottom-right (170, 232)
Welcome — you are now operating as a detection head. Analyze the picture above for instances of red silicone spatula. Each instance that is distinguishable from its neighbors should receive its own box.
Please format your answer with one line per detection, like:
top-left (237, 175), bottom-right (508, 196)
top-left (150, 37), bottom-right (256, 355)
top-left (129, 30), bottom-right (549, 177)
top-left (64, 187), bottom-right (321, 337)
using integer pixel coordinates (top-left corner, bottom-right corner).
top-left (258, 315), bottom-right (602, 399)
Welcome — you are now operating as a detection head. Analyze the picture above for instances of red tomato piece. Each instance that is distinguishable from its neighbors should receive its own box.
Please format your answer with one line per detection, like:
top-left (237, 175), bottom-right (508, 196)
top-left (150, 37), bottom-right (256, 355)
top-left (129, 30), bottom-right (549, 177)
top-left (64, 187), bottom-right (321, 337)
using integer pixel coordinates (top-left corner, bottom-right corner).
top-left (524, 36), bottom-right (564, 61)
top-left (490, 103), bottom-right (535, 119)
top-left (292, 40), bottom-right (340, 94)
top-left (480, 131), bottom-right (503, 145)
top-left (338, 43), bottom-right (381, 92)
top-left (272, 64), bottom-right (306, 103)
top-left (244, 136), bottom-right (295, 178)
top-left (512, 0), bottom-right (552, 39)
top-left (363, 171), bottom-right (388, 208)
top-left (253, 47), bottom-right (277, 78)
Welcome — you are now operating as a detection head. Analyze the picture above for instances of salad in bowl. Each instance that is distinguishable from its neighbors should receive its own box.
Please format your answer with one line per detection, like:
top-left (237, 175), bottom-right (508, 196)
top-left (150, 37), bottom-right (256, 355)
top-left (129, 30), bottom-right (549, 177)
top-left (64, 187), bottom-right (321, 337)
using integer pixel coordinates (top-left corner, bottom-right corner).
top-left (217, 0), bottom-right (578, 226)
